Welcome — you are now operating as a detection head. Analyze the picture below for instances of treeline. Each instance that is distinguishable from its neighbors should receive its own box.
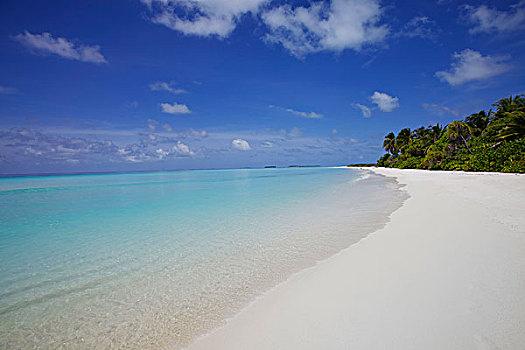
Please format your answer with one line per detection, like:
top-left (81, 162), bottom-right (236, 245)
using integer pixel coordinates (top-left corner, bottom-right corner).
top-left (377, 95), bottom-right (525, 173)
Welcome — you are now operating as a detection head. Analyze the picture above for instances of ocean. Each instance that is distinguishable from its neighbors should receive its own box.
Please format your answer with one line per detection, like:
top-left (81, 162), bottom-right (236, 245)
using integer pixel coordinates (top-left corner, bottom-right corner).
top-left (0, 167), bottom-right (406, 349)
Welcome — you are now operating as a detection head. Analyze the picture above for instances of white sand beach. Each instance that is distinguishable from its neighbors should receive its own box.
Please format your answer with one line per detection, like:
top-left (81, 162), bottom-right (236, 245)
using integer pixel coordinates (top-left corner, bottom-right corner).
top-left (188, 168), bottom-right (525, 350)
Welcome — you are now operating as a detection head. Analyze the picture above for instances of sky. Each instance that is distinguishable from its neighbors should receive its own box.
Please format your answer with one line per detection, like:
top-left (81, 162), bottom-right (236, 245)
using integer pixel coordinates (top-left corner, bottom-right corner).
top-left (0, 0), bottom-right (524, 174)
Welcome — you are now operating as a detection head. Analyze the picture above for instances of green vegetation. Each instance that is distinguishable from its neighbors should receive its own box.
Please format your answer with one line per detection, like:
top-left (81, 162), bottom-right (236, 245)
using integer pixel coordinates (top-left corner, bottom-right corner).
top-left (377, 95), bottom-right (525, 173)
top-left (347, 163), bottom-right (376, 167)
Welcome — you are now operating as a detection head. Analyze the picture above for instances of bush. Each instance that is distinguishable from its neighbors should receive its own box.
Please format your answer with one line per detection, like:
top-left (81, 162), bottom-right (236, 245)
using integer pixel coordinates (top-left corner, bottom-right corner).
top-left (376, 153), bottom-right (391, 167)
top-left (397, 157), bottom-right (423, 169)
top-left (468, 139), bottom-right (525, 173)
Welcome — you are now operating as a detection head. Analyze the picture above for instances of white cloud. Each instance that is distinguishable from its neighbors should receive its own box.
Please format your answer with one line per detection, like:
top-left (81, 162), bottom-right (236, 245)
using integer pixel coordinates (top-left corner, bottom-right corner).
top-left (162, 123), bottom-right (173, 132)
top-left (435, 49), bottom-right (512, 86)
top-left (398, 16), bottom-right (439, 40)
top-left (331, 129), bottom-right (338, 135)
top-left (0, 85), bottom-right (19, 94)
top-left (232, 138), bottom-right (251, 151)
top-left (353, 103), bottom-right (372, 117)
top-left (285, 107), bottom-right (323, 119)
top-left (156, 148), bottom-right (170, 158)
top-left (14, 31), bottom-right (107, 64)
top-left (288, 127), bottom-right (303, 138)
top-left (142, 0), bottom-right (268, 37)
top-left (25, 146), bottom-right (43, 156)
top-left (261, 0), bottom-right (388, 56)
top-left (156, 141), bottom-right (194, 158)
top-left (173, 141), bottom-right (194, 156)
top-left (464, 2), bottom-right (525, 34)
top-left (149, 81), bottom-right (186, 94)
top-left (422, 103), bottom-right (459, 116)
top-left (1, 126), bottom-right (381, 169)
top-left (160, 102), bottom-right (192, 114)
top-left (148, 118), bottom-right (159, 132)
top-left (370, 92), bottom-right (399, 112)
top-left (269, 105), bottom-right (323, 119)
top-left (141, 0), bottom-right (388, 57)
top-left (188, 128), bottom-right (208, 138)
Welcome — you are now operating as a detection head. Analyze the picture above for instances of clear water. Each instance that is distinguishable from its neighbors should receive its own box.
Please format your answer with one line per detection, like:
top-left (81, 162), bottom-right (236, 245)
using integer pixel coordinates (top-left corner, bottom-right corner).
top-left (0, 167), bottom-right (407, 349)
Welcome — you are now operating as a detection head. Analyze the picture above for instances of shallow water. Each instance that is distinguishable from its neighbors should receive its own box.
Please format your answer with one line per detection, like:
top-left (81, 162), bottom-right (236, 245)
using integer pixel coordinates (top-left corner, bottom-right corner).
top-left (0, 167), bottom-right (407, 349)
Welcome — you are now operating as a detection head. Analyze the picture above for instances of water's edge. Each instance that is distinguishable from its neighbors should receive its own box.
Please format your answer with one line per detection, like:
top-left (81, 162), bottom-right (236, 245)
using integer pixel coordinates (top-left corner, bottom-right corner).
top-left (0, 168), bottom-right (409, 349)
top-left (186, 169), bottom-right (410, 349)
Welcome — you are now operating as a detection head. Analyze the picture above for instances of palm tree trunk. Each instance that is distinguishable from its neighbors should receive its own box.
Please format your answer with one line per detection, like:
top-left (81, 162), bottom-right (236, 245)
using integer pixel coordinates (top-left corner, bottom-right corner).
top-left (460, 134), bottom-right (472, 154)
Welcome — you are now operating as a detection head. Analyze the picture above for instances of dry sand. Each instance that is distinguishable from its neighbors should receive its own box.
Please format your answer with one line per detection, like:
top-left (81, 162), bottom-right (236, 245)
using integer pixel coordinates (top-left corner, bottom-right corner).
top-left (188, 168), bottom-right (525, 350)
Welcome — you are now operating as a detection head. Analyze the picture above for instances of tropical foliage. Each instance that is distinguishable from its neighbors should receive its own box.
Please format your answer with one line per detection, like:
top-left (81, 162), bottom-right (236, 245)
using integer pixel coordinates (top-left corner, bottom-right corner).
top-left (376, 95), bottom-right (525, 173)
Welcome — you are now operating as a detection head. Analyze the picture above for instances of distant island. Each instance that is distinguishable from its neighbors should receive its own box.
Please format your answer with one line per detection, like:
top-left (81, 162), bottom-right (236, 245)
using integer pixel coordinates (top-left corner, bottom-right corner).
top-left (371, 95), bottom-right (525, 173)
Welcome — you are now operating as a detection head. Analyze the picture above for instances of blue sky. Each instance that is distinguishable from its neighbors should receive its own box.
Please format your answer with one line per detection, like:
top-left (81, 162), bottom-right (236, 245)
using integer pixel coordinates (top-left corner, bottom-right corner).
top-left (1, 0), bottom-right (524, 174)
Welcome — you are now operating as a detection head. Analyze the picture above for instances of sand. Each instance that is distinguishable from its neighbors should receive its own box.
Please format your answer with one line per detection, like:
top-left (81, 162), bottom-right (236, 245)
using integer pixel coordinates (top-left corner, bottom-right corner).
top-left (187, 168), bottom-right (525, 350)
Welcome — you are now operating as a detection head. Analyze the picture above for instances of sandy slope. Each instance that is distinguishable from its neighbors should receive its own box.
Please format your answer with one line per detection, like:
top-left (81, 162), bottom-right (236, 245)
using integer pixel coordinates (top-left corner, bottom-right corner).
top-left (188, 168), bottom-right (525, 350)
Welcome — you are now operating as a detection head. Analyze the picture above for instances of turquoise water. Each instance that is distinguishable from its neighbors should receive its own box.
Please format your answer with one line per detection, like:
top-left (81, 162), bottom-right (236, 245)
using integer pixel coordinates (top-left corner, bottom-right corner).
top-left (0, 167), bottom-right (406, 349)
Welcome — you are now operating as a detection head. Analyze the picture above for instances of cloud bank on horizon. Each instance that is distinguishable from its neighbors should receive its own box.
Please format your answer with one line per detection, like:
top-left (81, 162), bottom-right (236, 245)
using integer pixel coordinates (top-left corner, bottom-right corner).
top-left (1, 0), bottom-right (524, 173)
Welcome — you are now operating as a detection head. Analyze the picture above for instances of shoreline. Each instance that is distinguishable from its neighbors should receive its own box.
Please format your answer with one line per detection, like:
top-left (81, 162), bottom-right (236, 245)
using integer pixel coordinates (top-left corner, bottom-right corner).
top-left (188, 167), bottom-right (525, 350)
top-left (0, 167), bottom-right (404, 349)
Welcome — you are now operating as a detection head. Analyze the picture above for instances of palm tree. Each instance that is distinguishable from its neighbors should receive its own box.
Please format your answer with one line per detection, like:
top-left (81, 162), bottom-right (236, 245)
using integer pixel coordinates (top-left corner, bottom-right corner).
top-left (395, 128), bottom-right (411, 154)
top-left (430, 123), bottom-right (443, 143)
top-left (465, 110), bottom-right (490, 136)
top-left (492, 95), bottom-right (525, 120)
top-left (447, 121), bottom-right (473, 154)
top-left (411, 126), bottom-right (427, 140)
top-left (497, 111), bottom-right (525, 141)
top-left (382, 132), bottom-right (397, 155)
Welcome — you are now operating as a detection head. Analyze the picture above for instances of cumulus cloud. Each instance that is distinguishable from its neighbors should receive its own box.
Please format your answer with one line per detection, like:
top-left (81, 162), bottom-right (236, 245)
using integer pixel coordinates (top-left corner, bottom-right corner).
top-left (155, 148), bottom-right (170, 158)
top-left (261, 0), bottom-right (388, 56)
top-left (464, 2), bottom-right (525, 34)
top-left (232, 138), bottom-right (251, 151)
top-left (156, 141), bottom-right (194, 158)
top-left (141, 0), bottom-right (388, 57)
top-left (353, 103), bottom-right (372, 117)
top-left (0, 128), bottom-right (120, 164)
top-left (435, 49), bottom-right (512, 86)
top-left (0, 126), bottom-right (202, 167)
top-left (173, 141), bottom-right (194, 155)
top-left (0, 125), bottom-right (383, 170)
top-left (14, 31), bottom-right (107, 64)
top-left (141, 0), bottom-right (268, 37)
top-left (160, 102), bottom-right (192, 114)
top-left (149, 81), bottom-right (187, 94)
top-left (370, 92), bottom-right (399, 112)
